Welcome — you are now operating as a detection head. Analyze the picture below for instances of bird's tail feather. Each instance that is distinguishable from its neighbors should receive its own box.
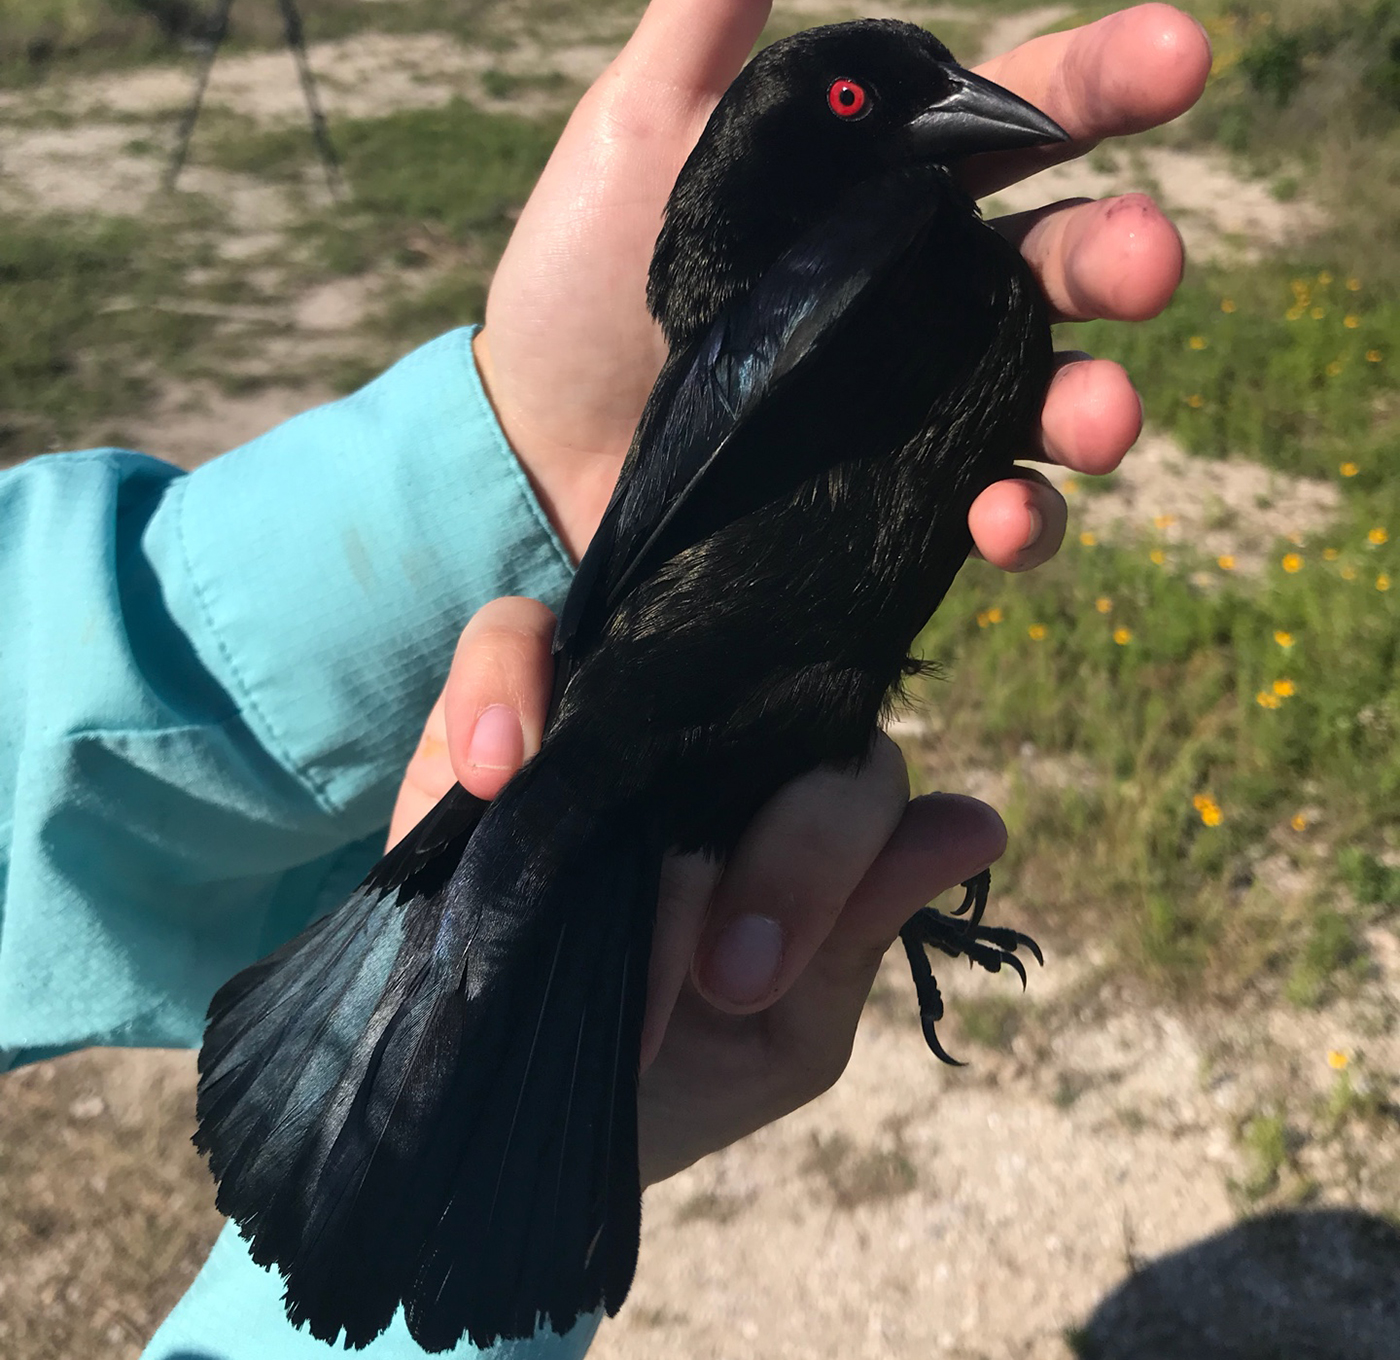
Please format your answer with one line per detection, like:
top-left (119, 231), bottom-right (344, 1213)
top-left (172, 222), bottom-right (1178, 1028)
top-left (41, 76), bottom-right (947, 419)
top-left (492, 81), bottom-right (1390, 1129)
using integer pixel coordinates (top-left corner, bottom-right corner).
top-left (195, 769), bottom-right (659, 1353)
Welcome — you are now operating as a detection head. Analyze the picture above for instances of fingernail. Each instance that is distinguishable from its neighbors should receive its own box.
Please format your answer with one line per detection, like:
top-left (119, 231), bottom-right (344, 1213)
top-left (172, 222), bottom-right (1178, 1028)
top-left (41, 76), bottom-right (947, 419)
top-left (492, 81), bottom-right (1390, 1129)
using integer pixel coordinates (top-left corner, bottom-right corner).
top-left (466, 704), bottom-right (524, 771)
top-left (702, 915), bottom-right (784, 1006)
top-left (1021, 504), bottom-right (1044, 552)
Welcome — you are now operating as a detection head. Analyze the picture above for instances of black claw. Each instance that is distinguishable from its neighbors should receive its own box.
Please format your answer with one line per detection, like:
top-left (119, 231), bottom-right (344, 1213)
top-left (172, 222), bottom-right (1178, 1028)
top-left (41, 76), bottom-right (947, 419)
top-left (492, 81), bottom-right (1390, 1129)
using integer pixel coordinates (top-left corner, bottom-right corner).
top-left (921, 1015), bottom-right (966, 1067)
top-left (898, 872), bottom-right (1041, 1067)
top-left (1003, 950), bottom-right (1028, 989)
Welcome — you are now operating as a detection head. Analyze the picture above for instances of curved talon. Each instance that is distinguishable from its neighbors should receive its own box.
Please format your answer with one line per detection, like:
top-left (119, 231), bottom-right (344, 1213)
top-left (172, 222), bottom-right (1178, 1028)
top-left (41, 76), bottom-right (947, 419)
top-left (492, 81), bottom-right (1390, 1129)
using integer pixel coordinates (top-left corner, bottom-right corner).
top-left (1002, 950), bottom-right (1028, 989)
top-left (952, 869), bottom-right (991, 928)
top-left (921, 1016), bottom-right (966, 1068)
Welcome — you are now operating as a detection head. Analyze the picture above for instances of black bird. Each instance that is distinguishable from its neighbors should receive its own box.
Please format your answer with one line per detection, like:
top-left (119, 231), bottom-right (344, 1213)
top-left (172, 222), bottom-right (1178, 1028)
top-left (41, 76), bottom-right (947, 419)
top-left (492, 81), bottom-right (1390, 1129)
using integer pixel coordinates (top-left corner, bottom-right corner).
top-left (194, 19), bottom-right (1065, 1353)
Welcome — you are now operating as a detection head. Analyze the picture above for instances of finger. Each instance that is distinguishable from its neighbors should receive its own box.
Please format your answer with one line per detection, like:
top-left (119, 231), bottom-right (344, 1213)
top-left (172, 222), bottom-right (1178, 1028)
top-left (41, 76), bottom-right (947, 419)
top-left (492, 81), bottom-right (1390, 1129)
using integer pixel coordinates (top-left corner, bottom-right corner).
top-left (615, 0), bottom-right (772, 107)
top-left (757, 794), bottom-right (1007, 1100)
top-left (1038, 355), bottom-right (1142, 471)
top-left (814, 794), bottom-right (1008, 987)
top-left (640, 851), bottom-right (722, 1072)
top-left (441, 597), bottom-right (556, 799)
top-left (966, 5), bottom-right (1213, 196)
top-left (968, 471), bottom-right (1066, 572)
top-left (692, 735), bottom-right (909, 1014)
top-left (997, 194), bottom-right (1185, 323)
top-left (386, 694), bottom-right (454, 850)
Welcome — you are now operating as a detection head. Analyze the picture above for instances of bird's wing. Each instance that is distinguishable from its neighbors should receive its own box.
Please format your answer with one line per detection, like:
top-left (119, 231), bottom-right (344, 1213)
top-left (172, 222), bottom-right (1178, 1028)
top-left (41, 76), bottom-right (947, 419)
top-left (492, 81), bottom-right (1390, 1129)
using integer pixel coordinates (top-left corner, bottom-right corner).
top-left (555, 167), bottom-right (949, 661)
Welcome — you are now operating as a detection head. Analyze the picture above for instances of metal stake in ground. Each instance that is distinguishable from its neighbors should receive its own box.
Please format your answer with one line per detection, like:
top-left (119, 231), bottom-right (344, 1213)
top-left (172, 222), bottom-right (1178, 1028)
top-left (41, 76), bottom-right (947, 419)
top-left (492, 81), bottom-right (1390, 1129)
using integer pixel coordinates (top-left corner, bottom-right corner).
top-left (164, 0), bottom-right (344, 200)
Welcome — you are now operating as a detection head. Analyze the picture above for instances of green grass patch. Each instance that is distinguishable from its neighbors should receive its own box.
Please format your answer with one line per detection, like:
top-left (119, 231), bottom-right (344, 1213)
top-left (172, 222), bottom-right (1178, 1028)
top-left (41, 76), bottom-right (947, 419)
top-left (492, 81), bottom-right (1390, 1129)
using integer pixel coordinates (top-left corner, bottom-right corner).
top-left (1238, 1110), bottom-right (1291, 1200)
top-left (0, 210), bottom-right (214, 460)
top-left (955, 994), bottom-right (1024, 1052)
top-left (1075, 262), bottom-right (1400, 476)
top-left (1169, 0), bottom-right (1400, 279)
top-left (203, 99), bottom-right (561, 286)
top-left (918, 520), bottom-right (1400, 996)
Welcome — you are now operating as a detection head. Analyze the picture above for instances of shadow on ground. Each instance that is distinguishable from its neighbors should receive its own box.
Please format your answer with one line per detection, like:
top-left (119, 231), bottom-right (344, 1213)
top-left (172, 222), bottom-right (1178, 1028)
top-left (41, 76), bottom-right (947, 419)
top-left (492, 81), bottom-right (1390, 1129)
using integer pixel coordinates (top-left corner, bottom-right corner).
top-left (1075, 1208), bottom-right (1400, 1359)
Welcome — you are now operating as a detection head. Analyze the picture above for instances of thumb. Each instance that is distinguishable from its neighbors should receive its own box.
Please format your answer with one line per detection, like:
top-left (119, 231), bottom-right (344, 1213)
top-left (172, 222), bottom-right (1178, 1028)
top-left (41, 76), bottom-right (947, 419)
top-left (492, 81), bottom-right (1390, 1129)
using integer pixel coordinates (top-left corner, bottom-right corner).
top-left (443, 596), bottom-right (557, 799)
top-left (386, 597), bottom-right (556, 848)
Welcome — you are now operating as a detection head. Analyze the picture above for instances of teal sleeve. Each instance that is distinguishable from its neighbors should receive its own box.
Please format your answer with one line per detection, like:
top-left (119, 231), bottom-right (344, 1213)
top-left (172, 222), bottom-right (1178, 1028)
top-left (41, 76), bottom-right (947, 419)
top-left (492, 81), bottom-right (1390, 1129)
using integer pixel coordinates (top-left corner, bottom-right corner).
top-left (0, 326), bottom-right (574, 1060)
top-left (0, 326), bottom-right (590, 1359)
top-left (143, 1224), bottom-right (601, 1360)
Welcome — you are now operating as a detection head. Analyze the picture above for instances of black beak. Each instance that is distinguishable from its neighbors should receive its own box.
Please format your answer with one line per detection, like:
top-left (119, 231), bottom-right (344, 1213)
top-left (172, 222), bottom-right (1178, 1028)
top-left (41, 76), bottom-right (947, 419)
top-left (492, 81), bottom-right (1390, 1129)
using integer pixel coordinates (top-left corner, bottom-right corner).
top-left (906, 66), bottom-right (1069, 160)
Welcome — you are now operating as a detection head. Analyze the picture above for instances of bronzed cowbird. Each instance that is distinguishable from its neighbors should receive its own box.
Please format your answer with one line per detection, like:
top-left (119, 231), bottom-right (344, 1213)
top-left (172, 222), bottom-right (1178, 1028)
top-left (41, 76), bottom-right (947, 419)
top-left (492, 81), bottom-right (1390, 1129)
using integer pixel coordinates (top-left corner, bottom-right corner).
top-left (194, 19), bottom-right (1065, 1353)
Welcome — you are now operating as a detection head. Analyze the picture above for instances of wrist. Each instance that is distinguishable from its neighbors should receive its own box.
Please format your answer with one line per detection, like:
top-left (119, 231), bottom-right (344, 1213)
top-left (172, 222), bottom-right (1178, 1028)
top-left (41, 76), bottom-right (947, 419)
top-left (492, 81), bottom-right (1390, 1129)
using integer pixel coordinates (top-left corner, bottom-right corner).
top-left (471, 329), bottom-right (618, 562)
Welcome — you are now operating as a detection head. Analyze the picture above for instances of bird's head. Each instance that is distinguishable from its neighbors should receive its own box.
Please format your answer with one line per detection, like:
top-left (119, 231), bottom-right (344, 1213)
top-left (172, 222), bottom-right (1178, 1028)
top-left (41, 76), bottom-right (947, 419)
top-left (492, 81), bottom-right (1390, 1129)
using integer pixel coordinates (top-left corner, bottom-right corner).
top-left (649, 20), bottom-right (1067, 344)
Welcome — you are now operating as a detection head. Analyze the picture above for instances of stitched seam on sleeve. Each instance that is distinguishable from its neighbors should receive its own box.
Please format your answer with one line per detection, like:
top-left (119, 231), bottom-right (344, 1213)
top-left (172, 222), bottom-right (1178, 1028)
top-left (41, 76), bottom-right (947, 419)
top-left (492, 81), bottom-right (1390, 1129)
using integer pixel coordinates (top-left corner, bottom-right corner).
top-left (169, 476), bottom-right (341, 818)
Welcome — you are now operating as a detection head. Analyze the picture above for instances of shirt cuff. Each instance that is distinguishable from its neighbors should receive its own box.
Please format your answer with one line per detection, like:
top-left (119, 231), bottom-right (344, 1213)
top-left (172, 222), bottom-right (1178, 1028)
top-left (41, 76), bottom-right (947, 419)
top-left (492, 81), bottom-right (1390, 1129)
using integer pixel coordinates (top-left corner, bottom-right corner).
top-left (143, 327), bottom-right (575, 835)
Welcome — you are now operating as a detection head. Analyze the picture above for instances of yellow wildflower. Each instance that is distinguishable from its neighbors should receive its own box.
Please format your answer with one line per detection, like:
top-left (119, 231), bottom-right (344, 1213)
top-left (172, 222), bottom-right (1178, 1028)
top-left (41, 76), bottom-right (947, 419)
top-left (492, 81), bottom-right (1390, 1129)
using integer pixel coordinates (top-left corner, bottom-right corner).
top-left (1282, 553), bottom-right (1303, 573)
top-left (986, 606), bottom-right (1004, 624)
top-left (1080, 530), bottom-right (1098, 548)
top-left (1188, 335), bottom-right (1208, 350)
top-left (1274, 630), bottom-right (1294, 648)
top-left (1218, 554), bottom-right (1236, 571)
top-left (1367, 349), bottom-right (1383, 363)
top-left (1095, 596), bottom-right (1113, 614)
top-left (1257, 690), bottom-right (1282, 709)
top-left (1326, 360), bottom-right (1344, 377)
top-left (1327, 1050), bottom-right (1349, 1071)
top-left (1323, 547), bottom-right (1340, 560)
top-left (1378, 574), bottom-right (1391, 592)
top-left (1286, 305), bottom-right (1305, 321)
top-left (1273, 678), bottom-right (1296, 697)
top-left (1317, 271), bottom-right (1333, 286)
top-left (1344, 315), bottom-right (1361, 329)
top-left (1221, 298), bottom-right (1236, 313)
top-left (977, 610), bottom-right (990, 628)
top-left (1311, 306), bottom-right (1326, 320)
top-left (1291, 812), bottom-right (1308, 832)
top-left (1290, 279), bottom-right (1309, 298)
top-left (1341, 564), bottom-right (1358, 580)
top-left (1340, 461), bottom-right (1360, 477)
top-left (1346, 277), bottom-right (1361, 291)
top-left (1186, 394), bottom-right (1204, 409)
top-left (1201, 803), bottom-right (1223, 827)
top-left (1153, 514), bottom-right (1177, 531)
top-left (1113, 627), bottom-right (1132, 646)
top-left (1062, 475), bottom-right (1079, 495)
top-left (1150, 548), bottom-right (1166, 566)
top-left (1368, 526), bottom-right (1388, 545)
top-left (1192, 793), bottom-right (1211, 811)
top-left (1028, 623), bottom-right (1047, 641)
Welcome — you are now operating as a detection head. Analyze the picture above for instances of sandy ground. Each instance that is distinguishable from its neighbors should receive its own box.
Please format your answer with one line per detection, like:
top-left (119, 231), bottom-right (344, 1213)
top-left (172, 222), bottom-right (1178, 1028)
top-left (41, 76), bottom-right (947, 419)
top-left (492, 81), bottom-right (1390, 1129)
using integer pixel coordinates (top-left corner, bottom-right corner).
top-left (3, 6), bottom-right (1397, 1360)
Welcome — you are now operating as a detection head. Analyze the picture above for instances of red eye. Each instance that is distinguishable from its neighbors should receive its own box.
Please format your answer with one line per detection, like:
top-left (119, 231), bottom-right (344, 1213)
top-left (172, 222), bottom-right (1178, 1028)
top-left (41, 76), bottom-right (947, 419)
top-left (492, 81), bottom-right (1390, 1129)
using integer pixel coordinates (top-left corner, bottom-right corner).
top-left (827, 79), bottom-right (868, 119)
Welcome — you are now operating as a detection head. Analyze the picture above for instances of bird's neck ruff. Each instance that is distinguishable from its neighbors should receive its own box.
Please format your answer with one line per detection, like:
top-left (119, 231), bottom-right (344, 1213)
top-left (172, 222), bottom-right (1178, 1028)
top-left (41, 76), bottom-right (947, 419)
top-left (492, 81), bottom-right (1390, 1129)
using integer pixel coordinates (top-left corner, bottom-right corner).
top-left (650, 161), bottom-right (970, 351)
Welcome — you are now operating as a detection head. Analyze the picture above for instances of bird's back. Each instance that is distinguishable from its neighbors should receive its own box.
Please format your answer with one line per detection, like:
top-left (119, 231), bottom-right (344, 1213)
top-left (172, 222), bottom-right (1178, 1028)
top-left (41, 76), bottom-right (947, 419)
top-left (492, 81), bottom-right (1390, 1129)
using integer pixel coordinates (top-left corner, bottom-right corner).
top-left (547, 179), bottom-right (1050, 853)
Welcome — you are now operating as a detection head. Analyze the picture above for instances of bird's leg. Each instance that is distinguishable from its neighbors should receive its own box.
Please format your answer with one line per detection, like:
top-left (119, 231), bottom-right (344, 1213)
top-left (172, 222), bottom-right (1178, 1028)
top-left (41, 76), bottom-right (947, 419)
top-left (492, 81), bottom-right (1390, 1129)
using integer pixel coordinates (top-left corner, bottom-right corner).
top-left (898, 872), bottom-right (1043, 1066)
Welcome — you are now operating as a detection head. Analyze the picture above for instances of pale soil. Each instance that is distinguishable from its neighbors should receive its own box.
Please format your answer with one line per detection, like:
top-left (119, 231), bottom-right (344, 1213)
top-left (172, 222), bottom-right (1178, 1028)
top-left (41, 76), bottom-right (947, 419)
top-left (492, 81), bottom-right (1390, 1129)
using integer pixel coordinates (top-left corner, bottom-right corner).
top-left (1045, 432), bottom-right (1342, 578)
top-left (987, 144), bottom-right (1327, 265)
top-left (3, 6), bottom-right (1397, 1360)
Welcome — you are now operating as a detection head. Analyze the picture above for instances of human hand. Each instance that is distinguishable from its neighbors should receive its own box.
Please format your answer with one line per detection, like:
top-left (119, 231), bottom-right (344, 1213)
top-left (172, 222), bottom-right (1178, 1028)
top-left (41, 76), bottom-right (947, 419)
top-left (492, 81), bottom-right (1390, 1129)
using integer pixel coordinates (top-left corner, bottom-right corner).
top-left (474, 2), bottom-right (1211, 562)
top-left (388, 598), bottom-right (1007, 1184)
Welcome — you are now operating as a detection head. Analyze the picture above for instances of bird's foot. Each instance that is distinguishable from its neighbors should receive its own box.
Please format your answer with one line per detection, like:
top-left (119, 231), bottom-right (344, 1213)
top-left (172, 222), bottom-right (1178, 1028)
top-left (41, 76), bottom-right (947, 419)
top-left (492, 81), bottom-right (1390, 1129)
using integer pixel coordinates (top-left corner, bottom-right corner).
top-left (898, 870), bottom-right (1043, 1067)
